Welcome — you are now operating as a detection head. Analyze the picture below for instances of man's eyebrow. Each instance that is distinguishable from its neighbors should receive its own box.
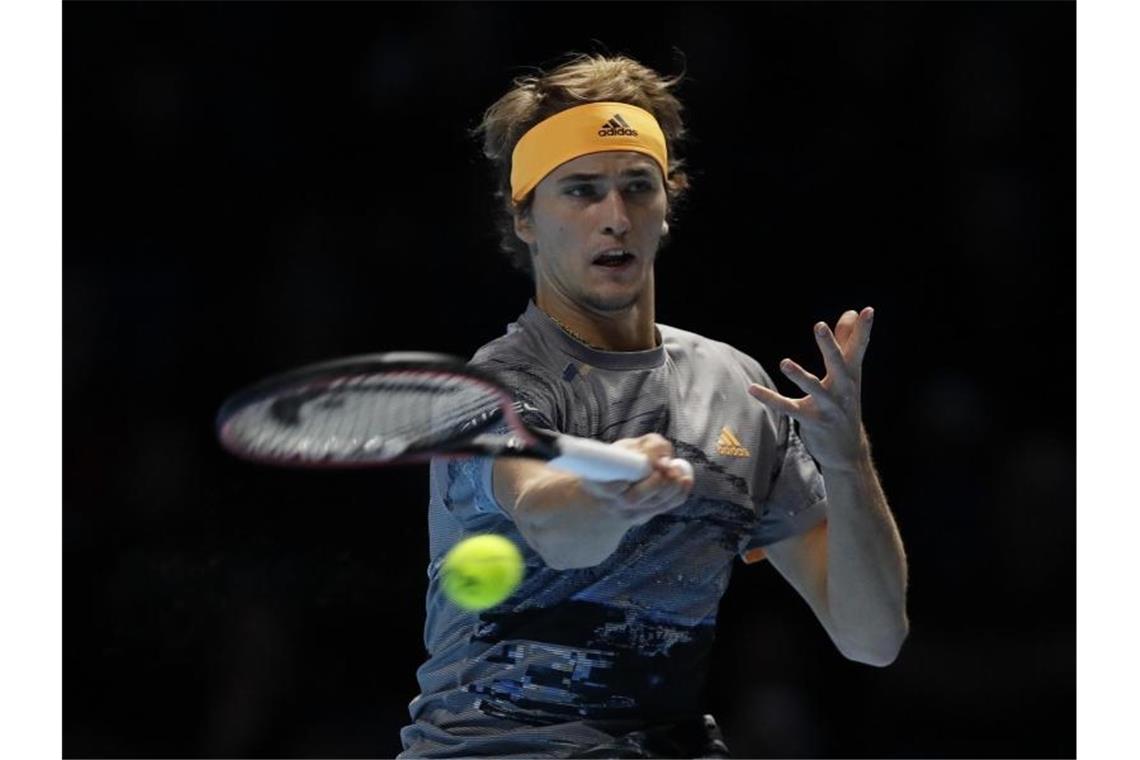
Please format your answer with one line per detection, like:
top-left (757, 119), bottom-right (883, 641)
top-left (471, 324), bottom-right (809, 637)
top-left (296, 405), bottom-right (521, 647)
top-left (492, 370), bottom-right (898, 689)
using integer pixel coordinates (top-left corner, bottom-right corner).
top-left (556, 167), bottom-right (657, 183)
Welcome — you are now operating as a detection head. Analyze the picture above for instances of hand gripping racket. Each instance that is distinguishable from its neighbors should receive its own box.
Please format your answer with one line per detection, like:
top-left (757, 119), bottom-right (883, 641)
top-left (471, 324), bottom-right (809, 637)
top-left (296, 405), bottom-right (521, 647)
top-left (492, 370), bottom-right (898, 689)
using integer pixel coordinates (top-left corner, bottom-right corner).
top-left (217, 352), bottom-right (692, 482)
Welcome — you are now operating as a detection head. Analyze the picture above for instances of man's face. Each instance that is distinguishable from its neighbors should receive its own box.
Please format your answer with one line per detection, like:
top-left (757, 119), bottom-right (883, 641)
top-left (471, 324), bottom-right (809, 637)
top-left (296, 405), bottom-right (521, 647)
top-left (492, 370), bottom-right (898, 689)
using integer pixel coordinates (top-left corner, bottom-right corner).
top-left (514, 151), bottom-right (668, 313)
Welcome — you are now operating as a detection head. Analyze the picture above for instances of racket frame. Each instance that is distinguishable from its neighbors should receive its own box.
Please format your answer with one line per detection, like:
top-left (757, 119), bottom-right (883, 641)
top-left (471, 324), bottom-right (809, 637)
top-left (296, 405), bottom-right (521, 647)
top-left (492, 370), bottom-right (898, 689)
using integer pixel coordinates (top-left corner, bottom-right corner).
top-left (216, 352), bottom-right (559, 469)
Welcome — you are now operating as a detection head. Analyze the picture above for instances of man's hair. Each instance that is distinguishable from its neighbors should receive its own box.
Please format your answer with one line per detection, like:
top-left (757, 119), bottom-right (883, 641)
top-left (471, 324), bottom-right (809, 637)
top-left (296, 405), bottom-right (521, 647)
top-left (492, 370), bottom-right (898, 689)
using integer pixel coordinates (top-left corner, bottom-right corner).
top-left (473, 53), bottom-right (691, 277)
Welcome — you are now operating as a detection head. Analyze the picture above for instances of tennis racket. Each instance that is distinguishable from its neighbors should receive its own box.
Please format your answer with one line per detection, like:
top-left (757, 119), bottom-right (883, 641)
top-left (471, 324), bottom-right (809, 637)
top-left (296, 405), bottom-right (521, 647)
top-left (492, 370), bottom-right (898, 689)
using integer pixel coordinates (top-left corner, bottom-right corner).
top-left (217, 352), bottom-right (691, 482)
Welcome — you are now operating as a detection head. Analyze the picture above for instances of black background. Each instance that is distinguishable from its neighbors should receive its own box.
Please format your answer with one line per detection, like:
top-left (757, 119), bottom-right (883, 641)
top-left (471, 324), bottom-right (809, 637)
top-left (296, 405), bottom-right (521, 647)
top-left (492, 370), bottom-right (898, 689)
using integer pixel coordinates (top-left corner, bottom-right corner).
top-left (65, 2), bottom-right (1074, 757)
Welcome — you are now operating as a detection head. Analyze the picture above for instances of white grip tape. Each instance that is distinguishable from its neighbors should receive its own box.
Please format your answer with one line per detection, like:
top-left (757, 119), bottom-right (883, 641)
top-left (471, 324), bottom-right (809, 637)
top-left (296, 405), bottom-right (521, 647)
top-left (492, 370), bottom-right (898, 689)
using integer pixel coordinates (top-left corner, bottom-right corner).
top-left (548, 437), bottom-right (695, 483)
top-left (547, 435), bottom-right (653, 482)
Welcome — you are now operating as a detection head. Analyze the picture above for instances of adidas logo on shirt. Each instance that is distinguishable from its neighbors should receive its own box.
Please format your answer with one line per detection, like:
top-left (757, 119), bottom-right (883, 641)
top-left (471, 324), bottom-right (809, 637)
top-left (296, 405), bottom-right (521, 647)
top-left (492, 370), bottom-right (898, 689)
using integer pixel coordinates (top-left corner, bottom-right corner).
top-left (715, 426), bottom-right (751, 458)
top-left (598, 113), bottom-right (638, 137)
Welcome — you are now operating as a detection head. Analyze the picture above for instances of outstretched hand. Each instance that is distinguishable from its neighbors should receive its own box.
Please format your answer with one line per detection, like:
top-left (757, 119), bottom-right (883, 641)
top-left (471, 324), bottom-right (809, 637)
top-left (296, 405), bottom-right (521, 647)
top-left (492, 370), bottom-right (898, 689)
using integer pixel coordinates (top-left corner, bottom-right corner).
top-left (747, 307), bottom-right (874, 472)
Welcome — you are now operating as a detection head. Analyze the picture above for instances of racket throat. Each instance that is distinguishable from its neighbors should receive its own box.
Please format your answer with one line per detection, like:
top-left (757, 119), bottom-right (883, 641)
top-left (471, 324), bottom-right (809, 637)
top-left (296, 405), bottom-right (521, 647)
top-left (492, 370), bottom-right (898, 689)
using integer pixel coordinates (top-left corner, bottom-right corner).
top-left (497, 428), bottom-right (561, 461)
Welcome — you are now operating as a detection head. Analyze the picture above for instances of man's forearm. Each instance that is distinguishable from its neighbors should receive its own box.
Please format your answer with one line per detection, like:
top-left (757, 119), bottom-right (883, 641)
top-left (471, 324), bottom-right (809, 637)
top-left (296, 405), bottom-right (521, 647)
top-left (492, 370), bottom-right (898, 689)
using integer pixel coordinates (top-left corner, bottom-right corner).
top-left (497, 435), bottom-right (694, 571)
top-left (515, 475), bottom-right (633, 570)
top-left (822, 437), bottom-right (909, 665)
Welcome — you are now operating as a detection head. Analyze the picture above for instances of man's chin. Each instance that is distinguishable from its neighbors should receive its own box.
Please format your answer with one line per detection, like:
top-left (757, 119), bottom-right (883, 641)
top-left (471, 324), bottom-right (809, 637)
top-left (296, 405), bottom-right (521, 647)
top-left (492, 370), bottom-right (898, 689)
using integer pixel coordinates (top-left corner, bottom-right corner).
top-left (579, 288), bottom-right (643, 313)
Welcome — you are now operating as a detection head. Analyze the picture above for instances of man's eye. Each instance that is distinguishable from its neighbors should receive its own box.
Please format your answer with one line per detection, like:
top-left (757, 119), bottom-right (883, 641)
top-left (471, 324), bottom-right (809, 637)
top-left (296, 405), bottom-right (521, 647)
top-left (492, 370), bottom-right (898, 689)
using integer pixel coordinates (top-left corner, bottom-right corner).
top-left (626, 180), bottom-right (653, 193)
top-left (567, 185), bottom-right (598, 198)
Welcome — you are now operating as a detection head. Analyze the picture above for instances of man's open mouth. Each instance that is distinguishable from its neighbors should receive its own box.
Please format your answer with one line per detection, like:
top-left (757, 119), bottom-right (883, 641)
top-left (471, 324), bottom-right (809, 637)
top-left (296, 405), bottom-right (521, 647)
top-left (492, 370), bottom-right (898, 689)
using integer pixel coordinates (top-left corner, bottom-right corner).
top-left (592, 250), bottom-right (636, 268)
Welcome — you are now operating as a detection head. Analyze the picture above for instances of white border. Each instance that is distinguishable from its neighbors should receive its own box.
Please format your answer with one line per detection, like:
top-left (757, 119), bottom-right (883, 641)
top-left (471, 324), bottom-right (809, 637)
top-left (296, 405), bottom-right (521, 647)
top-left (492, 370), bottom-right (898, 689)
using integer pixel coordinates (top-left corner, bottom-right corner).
top-left (0, 1), bottom-right (62, 758)
top-left (1078, 1), bottom-right (1140, 757)
top-left (4, 1), bottom-right (1113, 757)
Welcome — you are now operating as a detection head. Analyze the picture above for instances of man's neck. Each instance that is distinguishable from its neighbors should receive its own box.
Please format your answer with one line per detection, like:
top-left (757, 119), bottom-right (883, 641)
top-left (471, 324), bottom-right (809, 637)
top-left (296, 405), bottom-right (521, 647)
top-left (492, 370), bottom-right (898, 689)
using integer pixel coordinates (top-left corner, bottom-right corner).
top-left (535, 281), bottom-right (657, 352)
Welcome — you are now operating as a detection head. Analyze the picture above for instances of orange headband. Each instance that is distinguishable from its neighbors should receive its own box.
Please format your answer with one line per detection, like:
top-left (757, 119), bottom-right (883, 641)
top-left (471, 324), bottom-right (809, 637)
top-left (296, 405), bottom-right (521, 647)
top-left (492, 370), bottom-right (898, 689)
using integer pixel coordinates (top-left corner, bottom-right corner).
top-left (510, 102), bottom-right (669, 203)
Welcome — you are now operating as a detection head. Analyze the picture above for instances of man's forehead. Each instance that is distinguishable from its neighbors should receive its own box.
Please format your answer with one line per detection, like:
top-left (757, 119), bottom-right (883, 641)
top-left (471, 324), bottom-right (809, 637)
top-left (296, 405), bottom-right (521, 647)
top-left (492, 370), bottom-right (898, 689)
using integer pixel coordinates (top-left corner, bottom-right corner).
top-left (550, 151), bottom-right (659, 180)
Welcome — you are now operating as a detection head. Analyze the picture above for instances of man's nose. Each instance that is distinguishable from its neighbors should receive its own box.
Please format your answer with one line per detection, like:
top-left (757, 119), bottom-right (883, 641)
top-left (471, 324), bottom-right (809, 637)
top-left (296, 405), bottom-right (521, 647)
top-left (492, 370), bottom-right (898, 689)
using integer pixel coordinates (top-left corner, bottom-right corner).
top-left (600, 187), bottom-right (631, 237)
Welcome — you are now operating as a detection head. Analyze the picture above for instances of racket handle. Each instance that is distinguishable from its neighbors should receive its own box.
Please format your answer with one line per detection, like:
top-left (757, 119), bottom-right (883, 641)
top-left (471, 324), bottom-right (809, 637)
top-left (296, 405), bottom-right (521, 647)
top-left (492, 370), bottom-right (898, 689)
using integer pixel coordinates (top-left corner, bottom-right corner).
top-left (549, 440), bottom-right (694, 482)
top-left (547, 435), bottom-right (655, 482)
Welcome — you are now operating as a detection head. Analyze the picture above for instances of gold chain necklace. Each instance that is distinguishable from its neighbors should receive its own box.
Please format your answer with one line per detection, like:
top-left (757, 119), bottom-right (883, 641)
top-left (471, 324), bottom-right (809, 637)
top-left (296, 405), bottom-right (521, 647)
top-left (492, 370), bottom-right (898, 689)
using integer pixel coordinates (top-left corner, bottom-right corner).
top-left (546, 312), bottom-right (605, 350)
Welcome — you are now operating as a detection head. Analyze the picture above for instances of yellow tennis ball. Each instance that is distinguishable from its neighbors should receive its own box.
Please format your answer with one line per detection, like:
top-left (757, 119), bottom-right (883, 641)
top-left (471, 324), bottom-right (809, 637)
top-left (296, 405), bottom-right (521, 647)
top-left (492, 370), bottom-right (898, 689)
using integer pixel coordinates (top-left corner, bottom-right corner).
top-left (440, 534), bottom-right (525, 612)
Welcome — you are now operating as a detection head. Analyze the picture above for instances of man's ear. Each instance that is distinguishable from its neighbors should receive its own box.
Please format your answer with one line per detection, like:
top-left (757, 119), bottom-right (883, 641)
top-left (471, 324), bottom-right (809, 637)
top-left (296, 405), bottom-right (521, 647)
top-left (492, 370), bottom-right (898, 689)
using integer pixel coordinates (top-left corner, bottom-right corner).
top-left (513, 211), bottom-right (537, 246)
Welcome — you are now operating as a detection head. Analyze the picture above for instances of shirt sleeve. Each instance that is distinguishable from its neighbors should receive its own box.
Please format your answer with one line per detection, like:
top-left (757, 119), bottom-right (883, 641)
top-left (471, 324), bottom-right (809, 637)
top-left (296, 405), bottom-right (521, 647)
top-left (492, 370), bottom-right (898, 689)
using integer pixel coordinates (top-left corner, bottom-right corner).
top-left (471, 353), bottom-right (562, 433)
top-left (739, 421), bottom-right (828, 559)
top-left (434, 351), bottom-right (563, 522)
top-left (728, 348), bottom-right (828, 559)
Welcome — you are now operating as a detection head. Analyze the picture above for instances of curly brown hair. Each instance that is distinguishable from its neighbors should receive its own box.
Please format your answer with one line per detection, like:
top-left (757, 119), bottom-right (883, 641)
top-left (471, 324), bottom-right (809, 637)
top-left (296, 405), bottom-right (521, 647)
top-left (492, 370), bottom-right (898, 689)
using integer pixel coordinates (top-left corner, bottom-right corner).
top-left (472, 53), bottom-right (692, 278)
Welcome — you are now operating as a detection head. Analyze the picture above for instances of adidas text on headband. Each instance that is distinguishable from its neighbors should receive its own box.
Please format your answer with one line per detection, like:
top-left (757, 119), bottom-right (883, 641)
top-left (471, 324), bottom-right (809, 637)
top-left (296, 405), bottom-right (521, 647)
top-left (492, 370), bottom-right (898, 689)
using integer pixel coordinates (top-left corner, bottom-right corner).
top-left (510, 102), bottom-right (669, 203)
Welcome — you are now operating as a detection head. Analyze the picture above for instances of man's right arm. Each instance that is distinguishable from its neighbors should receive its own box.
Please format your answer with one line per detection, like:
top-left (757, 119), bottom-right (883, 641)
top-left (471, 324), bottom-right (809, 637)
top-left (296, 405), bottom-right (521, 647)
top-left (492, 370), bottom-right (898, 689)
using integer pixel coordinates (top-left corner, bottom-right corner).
top-left (491, 433), bottom-right (694, 570)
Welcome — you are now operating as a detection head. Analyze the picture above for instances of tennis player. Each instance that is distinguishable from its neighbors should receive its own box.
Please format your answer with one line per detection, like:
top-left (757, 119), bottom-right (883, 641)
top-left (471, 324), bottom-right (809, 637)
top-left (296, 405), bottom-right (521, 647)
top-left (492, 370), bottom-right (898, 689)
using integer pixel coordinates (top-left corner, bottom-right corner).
top-left (399, 54), bottom-right (909, 758)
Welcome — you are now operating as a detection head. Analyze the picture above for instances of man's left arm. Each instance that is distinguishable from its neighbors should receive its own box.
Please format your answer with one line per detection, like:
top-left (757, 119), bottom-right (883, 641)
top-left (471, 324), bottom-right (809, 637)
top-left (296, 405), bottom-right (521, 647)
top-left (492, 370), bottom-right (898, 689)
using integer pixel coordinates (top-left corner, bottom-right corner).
top-left (748, 307), bottom-right (909, 667)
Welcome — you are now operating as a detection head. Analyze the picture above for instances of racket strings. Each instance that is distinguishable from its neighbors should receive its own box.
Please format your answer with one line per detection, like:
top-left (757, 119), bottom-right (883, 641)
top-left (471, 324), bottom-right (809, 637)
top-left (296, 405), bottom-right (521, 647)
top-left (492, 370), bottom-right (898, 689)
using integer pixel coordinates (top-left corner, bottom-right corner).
top-left (226, 371), bottom-right (504, 461)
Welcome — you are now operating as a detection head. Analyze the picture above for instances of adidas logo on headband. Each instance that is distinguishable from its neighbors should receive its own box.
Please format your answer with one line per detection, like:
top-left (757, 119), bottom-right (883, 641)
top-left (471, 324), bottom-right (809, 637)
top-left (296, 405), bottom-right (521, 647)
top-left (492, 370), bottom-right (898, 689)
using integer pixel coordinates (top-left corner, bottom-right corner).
top-left (598, 113), bottom-right (639, 137)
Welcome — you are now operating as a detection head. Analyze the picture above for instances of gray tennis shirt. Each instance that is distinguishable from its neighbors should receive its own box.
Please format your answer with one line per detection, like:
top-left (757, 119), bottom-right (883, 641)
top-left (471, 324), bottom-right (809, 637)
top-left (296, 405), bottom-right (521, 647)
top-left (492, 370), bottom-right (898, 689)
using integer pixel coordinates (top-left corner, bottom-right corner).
top-left (399, 301), bottom-right (827, 758)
